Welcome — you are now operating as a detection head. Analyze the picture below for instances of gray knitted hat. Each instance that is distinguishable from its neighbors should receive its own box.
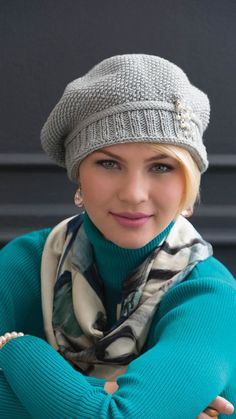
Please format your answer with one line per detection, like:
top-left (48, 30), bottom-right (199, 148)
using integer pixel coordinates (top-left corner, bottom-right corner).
top-left (41, 54), bottom-right (210, 181)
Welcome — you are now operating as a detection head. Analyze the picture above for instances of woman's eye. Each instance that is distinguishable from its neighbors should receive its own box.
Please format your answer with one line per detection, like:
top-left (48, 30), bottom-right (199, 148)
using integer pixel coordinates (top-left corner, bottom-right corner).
top-left (151, 164), bottom-right (173, 173)
top-left (96, 160), bottom-right (120, 169)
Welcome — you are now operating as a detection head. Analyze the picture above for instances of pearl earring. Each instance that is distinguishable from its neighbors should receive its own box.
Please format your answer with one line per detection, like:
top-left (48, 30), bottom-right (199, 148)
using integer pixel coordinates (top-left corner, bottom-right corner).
top-left (181, 208), bottom-right (193, 218)
top-left (74, 186), bottom-right (84, 208)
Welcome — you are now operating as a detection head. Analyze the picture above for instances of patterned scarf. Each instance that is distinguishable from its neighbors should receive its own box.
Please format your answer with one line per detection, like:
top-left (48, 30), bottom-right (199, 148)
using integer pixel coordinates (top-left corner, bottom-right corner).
top-left (41, 214), bottom-right (212, 381)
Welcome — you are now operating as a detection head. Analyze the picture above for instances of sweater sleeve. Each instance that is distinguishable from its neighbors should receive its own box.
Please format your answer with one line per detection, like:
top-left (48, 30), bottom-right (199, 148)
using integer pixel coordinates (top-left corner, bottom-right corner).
top-left (0, 228), bottom-right (51, 335)
top-left (0, 272), bottom-right (235, 418)
top-left (0, 229), bottom-right (107, 418)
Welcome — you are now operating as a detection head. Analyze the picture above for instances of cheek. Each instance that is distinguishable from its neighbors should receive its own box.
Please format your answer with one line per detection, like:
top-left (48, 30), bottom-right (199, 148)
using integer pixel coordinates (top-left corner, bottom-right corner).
top-left (82, 182), bottom-right (99, 203)
top-left (154, 177), bottom-right (184, 208)
top-left (80, 174), bottom-right (110, 207)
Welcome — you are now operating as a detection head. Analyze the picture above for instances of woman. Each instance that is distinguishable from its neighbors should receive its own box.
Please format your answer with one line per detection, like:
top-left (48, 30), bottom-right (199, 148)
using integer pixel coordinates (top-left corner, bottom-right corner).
top-left (0, 54), bottom-right (235, 418)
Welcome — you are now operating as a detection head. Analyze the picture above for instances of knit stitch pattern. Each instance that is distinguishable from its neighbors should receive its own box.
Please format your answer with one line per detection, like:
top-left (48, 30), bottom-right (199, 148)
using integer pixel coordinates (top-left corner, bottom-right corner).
top-left (41, 54), bottom-right (210, 180)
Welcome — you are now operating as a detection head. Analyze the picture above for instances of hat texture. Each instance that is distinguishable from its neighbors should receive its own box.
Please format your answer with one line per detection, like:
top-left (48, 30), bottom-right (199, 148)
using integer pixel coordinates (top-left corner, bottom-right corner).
top-left (41, 54), bottom-right (210, 181)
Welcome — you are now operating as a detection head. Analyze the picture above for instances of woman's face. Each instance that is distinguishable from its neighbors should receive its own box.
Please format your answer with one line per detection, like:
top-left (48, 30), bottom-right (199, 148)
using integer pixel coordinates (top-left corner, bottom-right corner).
top-left (79, 143), bottom-right (184, 248)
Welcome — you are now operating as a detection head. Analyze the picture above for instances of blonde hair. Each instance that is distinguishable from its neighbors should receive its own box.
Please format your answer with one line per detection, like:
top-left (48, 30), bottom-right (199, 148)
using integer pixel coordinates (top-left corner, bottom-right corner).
top-left (149, 144), bottom-right (201, 215)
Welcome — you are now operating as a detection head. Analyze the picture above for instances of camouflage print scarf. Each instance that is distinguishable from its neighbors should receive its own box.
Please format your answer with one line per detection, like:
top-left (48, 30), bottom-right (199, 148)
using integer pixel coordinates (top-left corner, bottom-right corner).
top-left (41, 214), bottom-right (212, 381)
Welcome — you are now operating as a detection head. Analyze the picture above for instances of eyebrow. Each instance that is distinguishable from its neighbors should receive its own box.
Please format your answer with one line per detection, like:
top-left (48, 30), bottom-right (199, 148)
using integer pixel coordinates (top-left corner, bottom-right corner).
top-left (94, 149), bottom-right (170, 162)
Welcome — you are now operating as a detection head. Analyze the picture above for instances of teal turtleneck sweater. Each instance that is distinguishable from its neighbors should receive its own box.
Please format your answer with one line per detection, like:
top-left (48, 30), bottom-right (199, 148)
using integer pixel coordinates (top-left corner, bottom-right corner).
top-left (83, 212), bottom-right (174, 326)
top-left (0, 221), bottom-right (235, 418)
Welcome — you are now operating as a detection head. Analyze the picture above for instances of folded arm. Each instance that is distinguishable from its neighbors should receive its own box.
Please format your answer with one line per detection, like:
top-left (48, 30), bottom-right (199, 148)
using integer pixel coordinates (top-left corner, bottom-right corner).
top-left (0, 275), bottom-right (235, 418)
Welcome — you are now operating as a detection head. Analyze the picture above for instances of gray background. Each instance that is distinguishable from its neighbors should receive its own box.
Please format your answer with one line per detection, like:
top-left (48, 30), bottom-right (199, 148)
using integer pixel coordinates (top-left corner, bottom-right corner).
top-left (0, 0), bottom-right (235, 274)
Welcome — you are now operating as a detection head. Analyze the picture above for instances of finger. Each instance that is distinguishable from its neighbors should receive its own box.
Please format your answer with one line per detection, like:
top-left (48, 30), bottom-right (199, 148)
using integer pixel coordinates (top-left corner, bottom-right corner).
top-left (104, 381), bottom-right (119, 394)
top-left (204, 406), bottom-right (219, 416)
top-left (209, 396), bottom-right (234, 415)
top-left (197, 413), bottom-right (218, 419)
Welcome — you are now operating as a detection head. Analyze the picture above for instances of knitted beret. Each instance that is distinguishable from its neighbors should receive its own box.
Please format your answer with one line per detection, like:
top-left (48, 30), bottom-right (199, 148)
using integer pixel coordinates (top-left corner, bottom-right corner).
top-left (41, 54), bottom-right (210, 181)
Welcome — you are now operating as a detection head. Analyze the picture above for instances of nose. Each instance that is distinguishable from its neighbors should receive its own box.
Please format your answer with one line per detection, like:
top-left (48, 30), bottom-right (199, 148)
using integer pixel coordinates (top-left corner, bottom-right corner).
top-left (117, 172), bottom-right (149, 204)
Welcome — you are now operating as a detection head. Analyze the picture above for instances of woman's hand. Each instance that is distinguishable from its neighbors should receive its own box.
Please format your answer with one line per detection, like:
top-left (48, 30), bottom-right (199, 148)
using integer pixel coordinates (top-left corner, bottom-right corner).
top-left (104, 382), bottom-right (234, 419)
top-left (0, 331), bottom-right (24, 348)
top-left (197, 396), bottom-right (234, 418)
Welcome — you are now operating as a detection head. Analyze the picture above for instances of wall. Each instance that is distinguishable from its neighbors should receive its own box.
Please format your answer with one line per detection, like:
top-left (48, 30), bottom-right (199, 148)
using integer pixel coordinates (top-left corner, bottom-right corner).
top-left (0, 0), bottom-right (235, 274)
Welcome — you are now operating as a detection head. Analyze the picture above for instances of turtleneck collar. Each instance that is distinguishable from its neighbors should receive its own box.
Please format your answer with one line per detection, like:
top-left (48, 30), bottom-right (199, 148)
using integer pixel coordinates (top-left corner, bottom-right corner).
top-left (83, 212), bottom-right (174, 293)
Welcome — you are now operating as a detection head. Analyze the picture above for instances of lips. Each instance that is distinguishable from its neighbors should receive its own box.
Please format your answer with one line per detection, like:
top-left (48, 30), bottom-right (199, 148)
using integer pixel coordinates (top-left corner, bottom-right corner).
top-left (110, 212), bottom-right (152, 227)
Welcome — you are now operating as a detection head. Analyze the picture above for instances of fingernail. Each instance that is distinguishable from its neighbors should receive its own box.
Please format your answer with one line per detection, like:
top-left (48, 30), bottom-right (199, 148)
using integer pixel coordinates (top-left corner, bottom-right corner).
top-left (225, 402), bottom-right (234, 413)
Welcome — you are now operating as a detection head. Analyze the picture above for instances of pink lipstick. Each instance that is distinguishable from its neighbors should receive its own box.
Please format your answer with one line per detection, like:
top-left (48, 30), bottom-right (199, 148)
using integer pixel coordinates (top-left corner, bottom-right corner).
top-left (110, 212), bottom-right (152, 227)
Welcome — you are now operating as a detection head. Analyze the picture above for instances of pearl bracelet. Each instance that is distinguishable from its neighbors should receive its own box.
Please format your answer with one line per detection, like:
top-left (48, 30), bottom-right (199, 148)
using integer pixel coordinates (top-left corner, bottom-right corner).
top-left (0, 331), bottom-right (24, 348)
